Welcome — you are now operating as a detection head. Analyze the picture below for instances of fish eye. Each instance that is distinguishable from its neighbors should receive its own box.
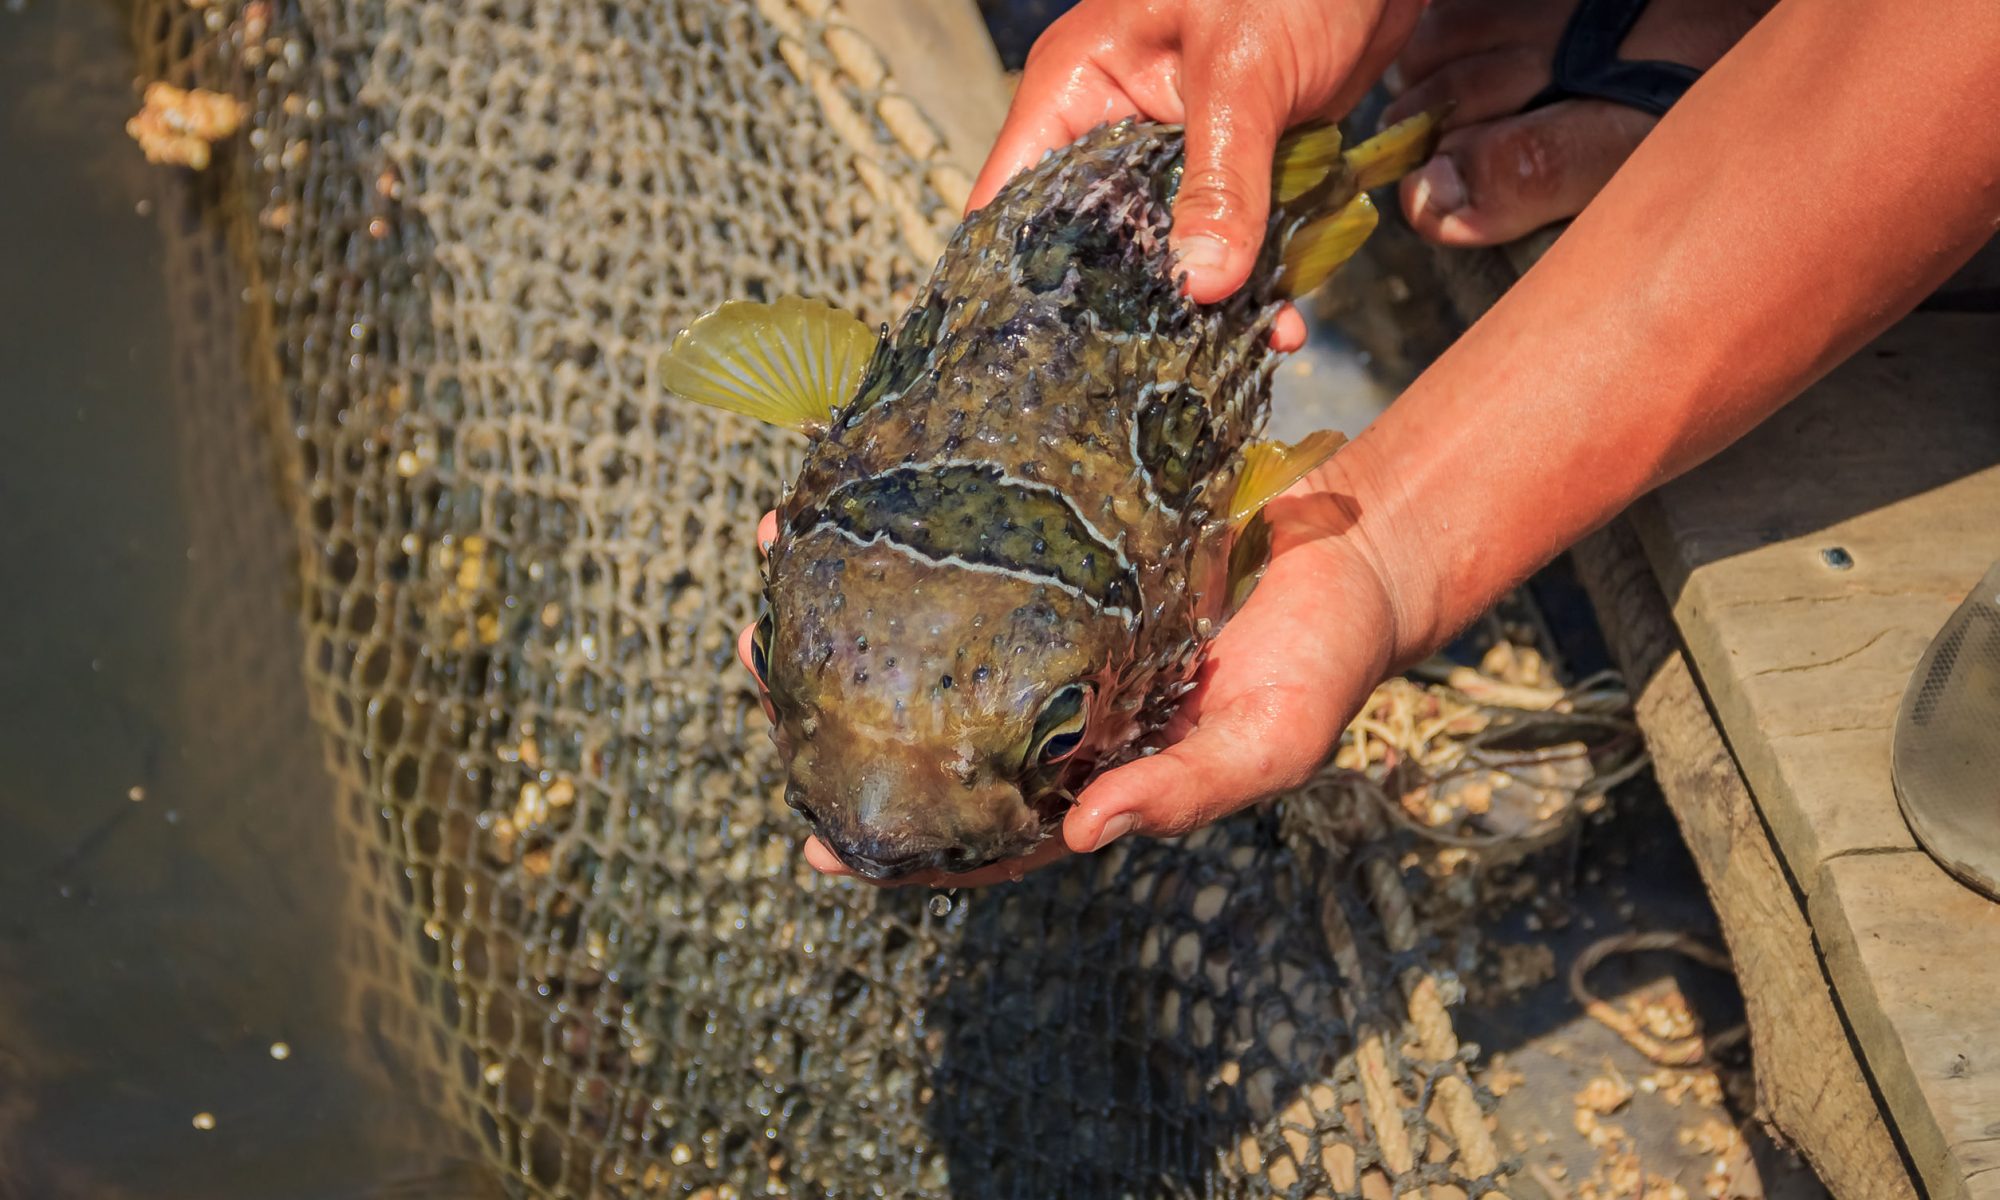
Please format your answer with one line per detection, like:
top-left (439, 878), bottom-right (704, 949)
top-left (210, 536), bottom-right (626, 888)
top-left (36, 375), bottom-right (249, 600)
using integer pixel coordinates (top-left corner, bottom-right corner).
top-left (750, 609), bottom-right (774, 685)
top-left (1029, 683), bottom-right (1091, 766)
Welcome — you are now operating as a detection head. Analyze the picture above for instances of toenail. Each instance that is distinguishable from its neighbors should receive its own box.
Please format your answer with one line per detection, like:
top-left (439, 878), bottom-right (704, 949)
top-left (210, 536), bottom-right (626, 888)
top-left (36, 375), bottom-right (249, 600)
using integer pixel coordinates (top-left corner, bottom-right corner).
top-left (1409, 156), bottom-right (1466, 217)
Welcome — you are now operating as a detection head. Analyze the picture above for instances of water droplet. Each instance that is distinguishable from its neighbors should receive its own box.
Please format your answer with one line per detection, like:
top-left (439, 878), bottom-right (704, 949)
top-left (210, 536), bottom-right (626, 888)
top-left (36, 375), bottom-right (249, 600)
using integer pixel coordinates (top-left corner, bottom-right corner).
top-left (927, 892), bottom-right (955, 917)
top-left (268, 1042), bottom-right (291, 1061)
top-left (191, 1112), bottom-right (216, 1131)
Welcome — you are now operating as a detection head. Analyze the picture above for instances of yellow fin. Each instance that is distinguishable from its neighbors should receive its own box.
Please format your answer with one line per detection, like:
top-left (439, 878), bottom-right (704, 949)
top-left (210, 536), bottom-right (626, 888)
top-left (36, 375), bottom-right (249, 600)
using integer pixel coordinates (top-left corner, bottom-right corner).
top-left (1226, 511), bottom-right (1273, 614)
top-left (661, 296), bottom-right (876, 435)
top-left (1228, 430), bottom-right (1348, 526)
top-left (1343, 108), bottom-right (1444, 192)
top-left (1272, 121), bottom-right (1344, 205)
top-left (1278, 192), bottom-right (1378, 299)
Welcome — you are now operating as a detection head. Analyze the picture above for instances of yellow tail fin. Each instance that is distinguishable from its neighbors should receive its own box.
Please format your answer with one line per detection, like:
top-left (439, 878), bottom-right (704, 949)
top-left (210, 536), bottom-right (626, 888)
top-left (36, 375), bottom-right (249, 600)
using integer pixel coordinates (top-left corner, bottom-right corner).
top-left (1344, 108), bottom-right (1444, 192)
top-left (1277, 193), bottom-right (1379, 299)
top-left (1271, 121), bottom-right (1345, 205)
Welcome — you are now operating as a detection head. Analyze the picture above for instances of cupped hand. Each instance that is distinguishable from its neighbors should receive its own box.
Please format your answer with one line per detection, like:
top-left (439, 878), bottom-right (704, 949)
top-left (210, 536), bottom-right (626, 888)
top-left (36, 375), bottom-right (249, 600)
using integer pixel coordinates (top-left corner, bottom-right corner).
top-left (968, 0), bottom-right (1426, 350)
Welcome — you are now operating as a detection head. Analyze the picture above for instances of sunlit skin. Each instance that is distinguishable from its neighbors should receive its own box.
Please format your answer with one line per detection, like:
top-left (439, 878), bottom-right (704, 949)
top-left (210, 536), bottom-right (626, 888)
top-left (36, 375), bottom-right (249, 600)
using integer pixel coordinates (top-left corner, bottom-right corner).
top-left (748, 0), bottom-right (2000, 887)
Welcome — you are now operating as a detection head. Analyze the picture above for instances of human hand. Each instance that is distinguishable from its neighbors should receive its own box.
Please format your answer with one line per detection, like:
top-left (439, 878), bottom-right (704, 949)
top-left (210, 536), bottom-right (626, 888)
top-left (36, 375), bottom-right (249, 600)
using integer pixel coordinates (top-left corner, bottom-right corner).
top-left (967, 0), bottom-right (1427, 350)
top-left (1049, 455), bottom-right (1416, 859)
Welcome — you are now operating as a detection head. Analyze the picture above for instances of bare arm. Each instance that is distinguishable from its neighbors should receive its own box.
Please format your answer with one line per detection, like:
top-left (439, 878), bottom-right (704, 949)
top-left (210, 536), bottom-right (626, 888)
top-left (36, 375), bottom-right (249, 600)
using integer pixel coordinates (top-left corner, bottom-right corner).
top-left (1058, 0), bottom-right (2000, 856)
top-left (790, 0), bottom-right (2000, 879)
top-left (1351, 0), bottom-right (2000, 666)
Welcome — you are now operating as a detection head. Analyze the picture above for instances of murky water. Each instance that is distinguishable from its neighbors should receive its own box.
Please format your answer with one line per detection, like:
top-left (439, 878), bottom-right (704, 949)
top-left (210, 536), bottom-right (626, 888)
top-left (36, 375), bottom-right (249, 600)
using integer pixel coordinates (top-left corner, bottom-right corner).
top-left (0, 4), bottom-right (479, 1195)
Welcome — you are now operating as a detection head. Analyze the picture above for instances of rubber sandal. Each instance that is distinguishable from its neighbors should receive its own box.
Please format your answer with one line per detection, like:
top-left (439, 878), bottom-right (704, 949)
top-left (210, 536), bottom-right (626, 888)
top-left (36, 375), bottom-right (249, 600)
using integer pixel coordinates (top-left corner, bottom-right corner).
top-left (1892, 558), bottom-right (2000, 902)
top-left (1522, 0), bottom-right (1704, 118)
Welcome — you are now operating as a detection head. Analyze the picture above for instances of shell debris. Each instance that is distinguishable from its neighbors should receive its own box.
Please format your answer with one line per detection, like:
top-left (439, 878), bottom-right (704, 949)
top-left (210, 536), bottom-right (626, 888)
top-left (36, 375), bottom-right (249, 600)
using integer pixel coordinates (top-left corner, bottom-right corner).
top-left (126, 83), bottom-right (246, 170)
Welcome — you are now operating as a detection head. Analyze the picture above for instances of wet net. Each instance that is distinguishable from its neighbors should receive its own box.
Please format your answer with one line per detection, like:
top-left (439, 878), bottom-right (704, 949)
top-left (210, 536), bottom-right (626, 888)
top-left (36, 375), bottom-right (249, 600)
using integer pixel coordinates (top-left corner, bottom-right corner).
top-left (128, 1), bottom-right (1529, 1195)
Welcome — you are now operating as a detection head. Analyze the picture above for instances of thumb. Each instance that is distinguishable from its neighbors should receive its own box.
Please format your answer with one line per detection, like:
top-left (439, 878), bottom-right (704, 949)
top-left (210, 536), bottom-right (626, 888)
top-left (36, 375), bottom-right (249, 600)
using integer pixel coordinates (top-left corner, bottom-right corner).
top-left (1170, 38), bottom-right (1289, 304)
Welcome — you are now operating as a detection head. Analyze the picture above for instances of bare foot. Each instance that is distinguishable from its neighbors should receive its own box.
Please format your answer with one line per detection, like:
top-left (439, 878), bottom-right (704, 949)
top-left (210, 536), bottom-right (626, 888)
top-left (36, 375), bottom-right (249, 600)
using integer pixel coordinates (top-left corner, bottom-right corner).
top-left (1380, 0), bottom-right (1775, 246)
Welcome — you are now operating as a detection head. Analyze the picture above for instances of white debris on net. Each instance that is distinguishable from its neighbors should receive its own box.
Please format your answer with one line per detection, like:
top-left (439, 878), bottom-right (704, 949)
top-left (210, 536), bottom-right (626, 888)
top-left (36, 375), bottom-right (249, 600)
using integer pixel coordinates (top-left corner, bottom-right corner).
top-left (125, 82), bottom-right (246, 170)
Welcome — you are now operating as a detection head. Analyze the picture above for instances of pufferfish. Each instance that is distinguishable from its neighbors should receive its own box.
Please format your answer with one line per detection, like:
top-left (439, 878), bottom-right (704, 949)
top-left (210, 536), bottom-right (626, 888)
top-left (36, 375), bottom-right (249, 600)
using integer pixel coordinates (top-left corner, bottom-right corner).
top-left (661, 111), bottom-right (1440, 880)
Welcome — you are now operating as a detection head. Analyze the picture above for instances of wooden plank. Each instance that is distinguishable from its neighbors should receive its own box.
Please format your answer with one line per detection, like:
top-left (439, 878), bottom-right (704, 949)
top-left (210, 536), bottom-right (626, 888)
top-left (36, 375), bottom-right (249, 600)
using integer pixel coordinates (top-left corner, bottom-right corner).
top-left (1570, 521), bottom-right (1917, 1200)
top-left (1605, 314), bottom-right (2000, 1200)
top-left (1427, 237), bottom-right (2000, 1200)
top-left (1628, 311), bottom-right (2000, 877)
top-left (1810, 850), bottom-right (2000, 1200)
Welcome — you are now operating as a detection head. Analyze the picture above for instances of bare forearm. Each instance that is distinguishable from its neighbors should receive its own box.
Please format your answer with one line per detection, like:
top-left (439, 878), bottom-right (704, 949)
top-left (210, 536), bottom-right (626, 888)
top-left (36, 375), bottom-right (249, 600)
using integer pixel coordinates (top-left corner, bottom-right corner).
top-left (1342, 0), bottom-right (2000, 659)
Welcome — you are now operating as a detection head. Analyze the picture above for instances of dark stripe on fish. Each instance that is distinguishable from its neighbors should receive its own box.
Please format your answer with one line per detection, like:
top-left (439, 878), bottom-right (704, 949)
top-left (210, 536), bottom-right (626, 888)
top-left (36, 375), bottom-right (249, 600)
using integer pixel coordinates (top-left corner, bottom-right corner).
top-left (794, 462), bottom-right (1137, 613)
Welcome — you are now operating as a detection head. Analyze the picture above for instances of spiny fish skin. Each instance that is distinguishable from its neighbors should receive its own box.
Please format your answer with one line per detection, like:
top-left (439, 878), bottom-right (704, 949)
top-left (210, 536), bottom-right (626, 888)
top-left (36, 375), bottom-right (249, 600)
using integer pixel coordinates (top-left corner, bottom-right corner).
top-left (675, 114), bottom-right (1440, 880)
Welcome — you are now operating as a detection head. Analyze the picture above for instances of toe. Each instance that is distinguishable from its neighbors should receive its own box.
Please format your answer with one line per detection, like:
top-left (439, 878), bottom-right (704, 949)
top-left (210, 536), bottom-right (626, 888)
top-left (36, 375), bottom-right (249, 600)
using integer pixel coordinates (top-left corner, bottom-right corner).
top-left (1380, 46), bottom-right (1552, 133)
top-left (1399, 100), bottom-right (1655, 248)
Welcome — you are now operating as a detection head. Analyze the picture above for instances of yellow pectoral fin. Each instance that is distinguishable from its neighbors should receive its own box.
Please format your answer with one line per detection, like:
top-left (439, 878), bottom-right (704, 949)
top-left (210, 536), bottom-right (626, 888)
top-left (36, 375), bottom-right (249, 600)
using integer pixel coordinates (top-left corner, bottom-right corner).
top-left (1226, 511), bottom-right (1274, 614)
top-left (1272, 120), bottom-right (1345, 205)
top-left (1227, 429), bottom-right (1348, 527)
top-left (660, 295), bottom-right (878, 435)
top-left (1278, 192), bottom-right (1379, 299)
top-left (1343, 107), bottom-right (1445, 192)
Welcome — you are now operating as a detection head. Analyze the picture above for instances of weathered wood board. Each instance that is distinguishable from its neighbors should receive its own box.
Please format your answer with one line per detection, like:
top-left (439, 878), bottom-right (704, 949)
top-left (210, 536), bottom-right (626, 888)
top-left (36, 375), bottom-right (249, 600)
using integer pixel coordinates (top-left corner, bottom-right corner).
top-left (1810, 850), bottom-right (2000, 1199)
top-left (1622, 310), bottom-right (2000, 1200)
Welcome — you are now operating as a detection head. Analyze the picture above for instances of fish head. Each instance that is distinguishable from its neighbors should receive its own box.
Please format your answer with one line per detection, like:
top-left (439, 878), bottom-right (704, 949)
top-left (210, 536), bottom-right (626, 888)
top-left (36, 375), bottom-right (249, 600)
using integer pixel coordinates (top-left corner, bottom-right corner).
top-left (750, 526), bottom-right (1133, 880)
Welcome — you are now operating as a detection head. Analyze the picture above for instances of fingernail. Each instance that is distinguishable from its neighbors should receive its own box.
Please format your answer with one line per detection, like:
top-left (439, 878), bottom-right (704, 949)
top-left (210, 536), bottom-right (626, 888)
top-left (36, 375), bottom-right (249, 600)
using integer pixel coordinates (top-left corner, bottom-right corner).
top-left (1382, 63), bottom-right (1406, 96)
top-left (1173, 234), bottom-right (1228, 280)
top-left (1407, 156), bottom-right (1465, 217)
top-left (1089, 812), bottom-right (1138, 852)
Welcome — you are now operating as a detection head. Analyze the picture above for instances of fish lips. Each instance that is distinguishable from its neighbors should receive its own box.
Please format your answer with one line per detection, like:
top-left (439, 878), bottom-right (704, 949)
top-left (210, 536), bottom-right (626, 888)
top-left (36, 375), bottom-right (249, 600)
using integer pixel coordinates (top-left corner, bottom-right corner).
top-left (788, 787), bottom-right (1051, 882)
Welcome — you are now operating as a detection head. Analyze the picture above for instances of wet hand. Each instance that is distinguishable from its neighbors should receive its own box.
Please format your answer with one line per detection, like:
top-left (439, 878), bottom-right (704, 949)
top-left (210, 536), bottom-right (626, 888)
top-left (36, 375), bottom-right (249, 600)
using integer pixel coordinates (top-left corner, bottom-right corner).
top-left (967, 0), bottom-right (1426, 350)
top-left (1057, 464), bottom-right (1405, 858)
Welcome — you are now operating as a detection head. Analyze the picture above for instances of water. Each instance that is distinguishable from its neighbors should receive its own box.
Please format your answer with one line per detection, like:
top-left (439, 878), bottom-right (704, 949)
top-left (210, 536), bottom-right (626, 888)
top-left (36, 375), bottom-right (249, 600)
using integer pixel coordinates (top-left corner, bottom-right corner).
top-left (0, 4), bottom-right (477, 1195)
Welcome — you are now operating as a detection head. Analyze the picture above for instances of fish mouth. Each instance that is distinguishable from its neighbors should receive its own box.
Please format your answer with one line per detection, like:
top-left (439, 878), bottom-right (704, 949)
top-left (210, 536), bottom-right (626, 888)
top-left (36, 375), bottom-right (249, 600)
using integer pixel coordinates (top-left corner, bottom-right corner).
top-left (789, 776), bottom-right (1050, 881)
top-left (814, 833), bottom-right (1012, 882)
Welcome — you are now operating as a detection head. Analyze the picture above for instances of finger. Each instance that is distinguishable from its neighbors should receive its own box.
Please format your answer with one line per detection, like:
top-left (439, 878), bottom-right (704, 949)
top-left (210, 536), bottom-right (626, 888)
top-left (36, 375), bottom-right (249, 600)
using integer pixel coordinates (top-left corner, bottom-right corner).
top-left (1062, 676), bottom-right (1345, 852)
top-left (1270, 303), bottom-right (1307, 353)
top-left (1394, 0), bottom-right (1566, 92)
top-left (757, 510), bottom-right (777, 556)
top-left (803, 835), bottom-right (856, 877)
top-left (969, 90), bottom-right (1134, 214)
top-left (905, 837), bottom-right (1072, 889)
top-left (1063, 568), bottom-right (1374, 853)
top-left (1399, 100), bottom-right (1654, 247)
top-left (967, 17), bottom-right (1155, 214)
top-left (1169, 26), bottom-right (1290, 303)
top-left (736, 620), bottom-right (758, 676)
top-left (1316, 0), bottom-right (1429, 128)
top-left (1379, 46), bottom-right (1550, 133)
top-left (801, 832), bottom-right (1069, 888)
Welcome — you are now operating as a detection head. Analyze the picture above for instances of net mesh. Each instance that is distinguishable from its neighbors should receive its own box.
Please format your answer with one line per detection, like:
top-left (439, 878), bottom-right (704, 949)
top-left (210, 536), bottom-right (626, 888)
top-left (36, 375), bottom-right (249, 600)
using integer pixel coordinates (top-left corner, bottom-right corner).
top-left (128, 1), bottom-right (1517, 1195)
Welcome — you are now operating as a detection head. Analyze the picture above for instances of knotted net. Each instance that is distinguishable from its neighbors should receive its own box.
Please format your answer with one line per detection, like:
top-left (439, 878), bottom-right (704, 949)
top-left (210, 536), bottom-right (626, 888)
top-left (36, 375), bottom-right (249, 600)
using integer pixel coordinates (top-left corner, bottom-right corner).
top-left (129, 0), bottom-right (1519, 1194)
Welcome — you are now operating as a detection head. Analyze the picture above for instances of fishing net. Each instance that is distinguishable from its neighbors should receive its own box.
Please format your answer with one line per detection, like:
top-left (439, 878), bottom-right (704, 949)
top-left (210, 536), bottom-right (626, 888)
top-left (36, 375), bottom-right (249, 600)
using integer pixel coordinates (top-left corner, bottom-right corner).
top-left (120, 0), bottom-right (1590, 1194)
